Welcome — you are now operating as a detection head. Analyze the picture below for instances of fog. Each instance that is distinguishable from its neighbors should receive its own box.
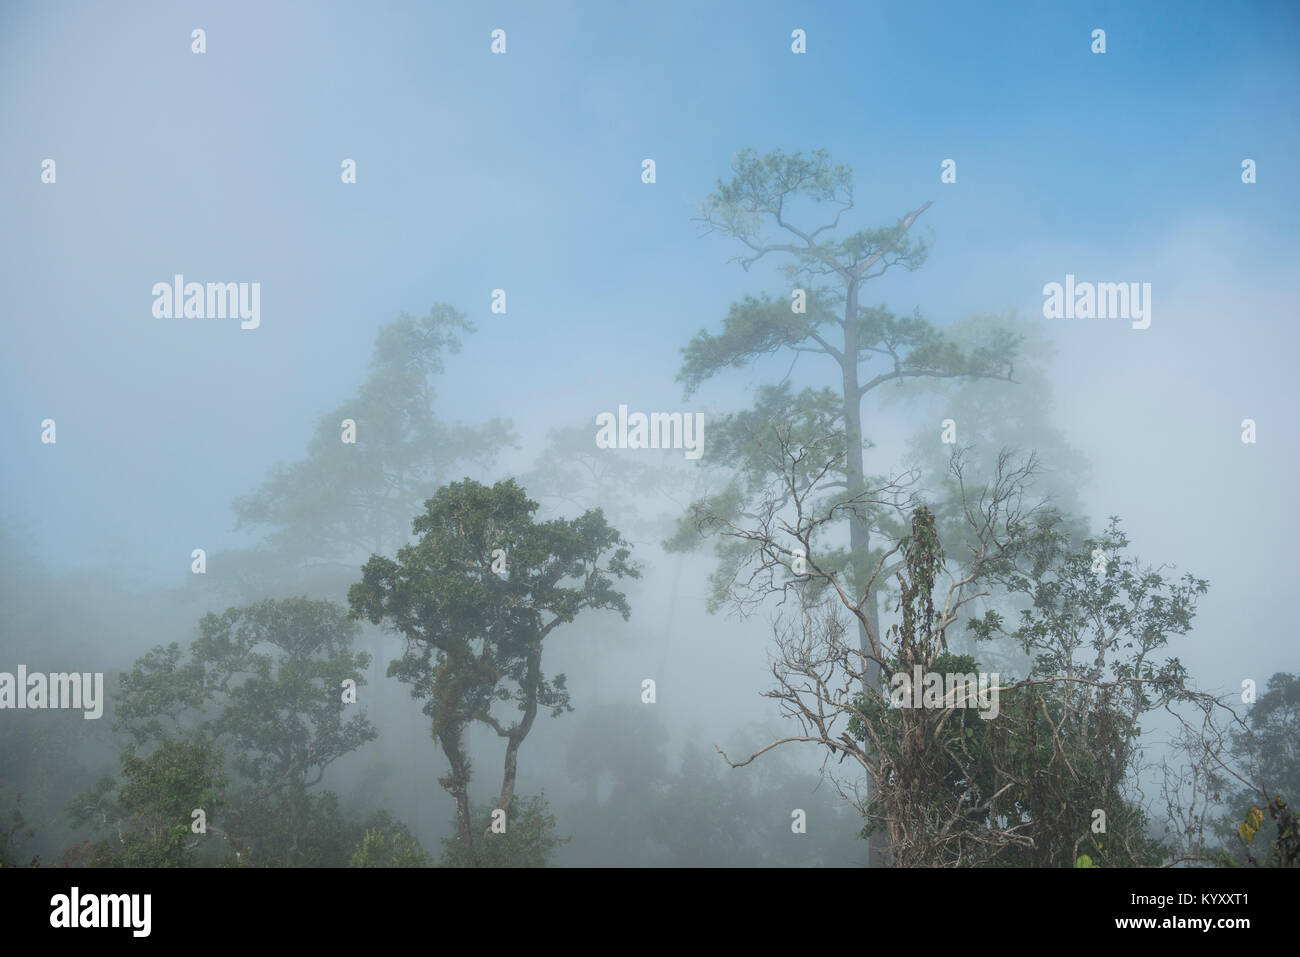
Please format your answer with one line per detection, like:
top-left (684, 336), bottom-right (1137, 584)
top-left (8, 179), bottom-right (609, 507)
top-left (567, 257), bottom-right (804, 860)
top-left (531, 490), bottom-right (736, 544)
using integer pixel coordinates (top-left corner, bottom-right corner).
top-left (2, 1), bottom-right (1296, 869)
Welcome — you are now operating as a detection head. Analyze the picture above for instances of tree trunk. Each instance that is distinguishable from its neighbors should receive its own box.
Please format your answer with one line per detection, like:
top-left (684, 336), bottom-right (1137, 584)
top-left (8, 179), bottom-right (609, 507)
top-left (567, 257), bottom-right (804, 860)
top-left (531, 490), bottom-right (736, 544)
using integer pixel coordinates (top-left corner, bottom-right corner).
top-left (841, 278), bottom-right (890, 867)
top-left (495, 646), bottom-right (542, 820)
top-left (438, 729), bottom-right (475, 861)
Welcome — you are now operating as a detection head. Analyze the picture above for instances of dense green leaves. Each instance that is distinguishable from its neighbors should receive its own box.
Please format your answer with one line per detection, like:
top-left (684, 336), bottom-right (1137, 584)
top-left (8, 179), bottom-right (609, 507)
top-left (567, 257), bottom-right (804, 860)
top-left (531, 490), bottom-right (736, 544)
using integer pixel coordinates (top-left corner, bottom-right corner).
top-left (349, 478), bottom-right (637, 864)
top-left (89, 598), bottom-right (381, 866)
top-left (69, 738), bottom-right (226, 868)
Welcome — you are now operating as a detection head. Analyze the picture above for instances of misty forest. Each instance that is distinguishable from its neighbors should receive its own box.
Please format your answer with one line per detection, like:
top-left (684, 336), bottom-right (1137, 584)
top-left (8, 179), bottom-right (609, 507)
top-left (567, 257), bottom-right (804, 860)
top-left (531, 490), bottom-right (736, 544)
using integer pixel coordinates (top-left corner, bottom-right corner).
top-left (2, 5), bottom-right (1297, 870)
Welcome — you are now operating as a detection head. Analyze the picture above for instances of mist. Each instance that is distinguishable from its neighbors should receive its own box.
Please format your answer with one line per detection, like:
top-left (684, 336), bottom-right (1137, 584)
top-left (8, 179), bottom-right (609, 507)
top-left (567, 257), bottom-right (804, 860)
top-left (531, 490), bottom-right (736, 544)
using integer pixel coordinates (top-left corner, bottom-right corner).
top-left (2, 1), bottom-right (1297, 872)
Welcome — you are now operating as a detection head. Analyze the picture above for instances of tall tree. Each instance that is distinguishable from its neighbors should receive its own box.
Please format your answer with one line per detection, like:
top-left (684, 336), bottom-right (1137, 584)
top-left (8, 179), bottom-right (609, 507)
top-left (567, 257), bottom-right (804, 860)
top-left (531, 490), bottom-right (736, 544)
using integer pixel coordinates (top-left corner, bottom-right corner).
top-left (349, 478), bottom-right (638, 864)
top-left (675, 147), bottom-right (1019, 862)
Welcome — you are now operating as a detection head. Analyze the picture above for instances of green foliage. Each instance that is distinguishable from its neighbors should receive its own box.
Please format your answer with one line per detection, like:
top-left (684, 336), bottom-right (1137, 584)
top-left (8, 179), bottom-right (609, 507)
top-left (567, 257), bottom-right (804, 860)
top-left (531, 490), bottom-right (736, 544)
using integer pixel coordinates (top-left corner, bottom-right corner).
top-left (96, 597), bottom-right (381, 866)
top-left (681, 149), bottom-right (1014, 395)
top-left (70, 737), bottom-right (226, 868)
top-left (117, 598), bottom-right (376, 788)
top-left (1215, 673), bottom-right (1300, 867)
top-left (349, 812), bottom-right (433, 868)
top-left (1250, 674), bottom-right (1300, 790)
top-left (972, 514), bottom-right (1206, 709)
top-left (351, 478), bottom-right (637, 738)
top-left (439, 795), bottom-right (566, 868)
top-left (1224, 799), bottom-right (1298, 868)
top-left (1234, 674), bottom-right (1300, 808)
top-left (350, 478), bottom-right (637, 864)
top-left (678, 294), bottom-right (840, 394)
top-left (845, 507), bottom-right (1197, 866)
top-left (971, 514), bottom-right (1202, 866)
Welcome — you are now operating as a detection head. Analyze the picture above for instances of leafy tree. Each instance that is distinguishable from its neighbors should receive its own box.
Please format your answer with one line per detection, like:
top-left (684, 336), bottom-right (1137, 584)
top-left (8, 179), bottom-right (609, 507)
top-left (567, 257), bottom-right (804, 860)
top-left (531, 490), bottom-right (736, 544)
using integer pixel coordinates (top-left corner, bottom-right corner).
top-left (350, 478), bottom-right (638, 864)
top-left (69, 737), bottom-right (227, 868)
top-left (1214, 673), bottom-right (1300, 867)
top-left (349, 811), bottom-right (433, 867)
top-left (1234, 674), bottom-right (1300, 813)
top-left (965, 511), bottom-right (1210, 865)
top-left (107, 597), bottom-right (379, 865)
